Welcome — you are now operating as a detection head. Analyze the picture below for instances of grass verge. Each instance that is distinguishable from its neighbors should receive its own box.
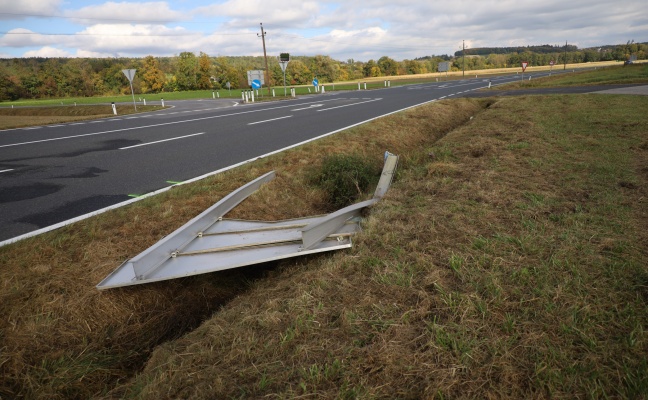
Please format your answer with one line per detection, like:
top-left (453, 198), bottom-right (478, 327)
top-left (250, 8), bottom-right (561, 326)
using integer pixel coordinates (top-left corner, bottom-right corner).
top-left (2, 91), bottom-right (646, 398)
top-left (0, 97), bottom-right (487, 398)
top-left (0, 105), bottom-right (164, 130)
top-left (498, 63), bottom-right (648, 89)
top-left (111, 94), bottom-right (647, 399)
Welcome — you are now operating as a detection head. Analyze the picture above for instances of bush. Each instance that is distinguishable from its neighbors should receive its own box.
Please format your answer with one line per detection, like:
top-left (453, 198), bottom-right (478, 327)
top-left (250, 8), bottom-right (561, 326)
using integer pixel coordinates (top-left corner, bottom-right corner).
top-left (311, 154), bottom-right (379, 209)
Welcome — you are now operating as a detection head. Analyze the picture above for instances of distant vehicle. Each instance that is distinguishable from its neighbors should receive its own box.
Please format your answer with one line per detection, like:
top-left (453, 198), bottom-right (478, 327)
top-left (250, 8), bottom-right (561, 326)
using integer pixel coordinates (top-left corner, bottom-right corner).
top-left (624, 60), bottom-right (633, 65)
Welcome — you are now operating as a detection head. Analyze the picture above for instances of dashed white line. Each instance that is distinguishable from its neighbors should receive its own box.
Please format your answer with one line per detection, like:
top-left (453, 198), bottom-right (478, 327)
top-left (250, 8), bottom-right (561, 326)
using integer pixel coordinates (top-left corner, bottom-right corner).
top-left (317, 98), bottom-right (381, 112)
top-left (0, 169), bottom-right (14, 174)
top-left (119, 132), bottom-right (205, 150)
top-left (291, 104), bottom-right (323, 111)
top-left (248, 115), bottom-right (293, 125)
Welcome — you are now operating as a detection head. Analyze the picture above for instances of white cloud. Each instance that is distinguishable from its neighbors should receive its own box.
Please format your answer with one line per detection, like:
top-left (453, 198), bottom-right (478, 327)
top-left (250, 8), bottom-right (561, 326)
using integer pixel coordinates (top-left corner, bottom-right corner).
top-left (0, 0), bottom-right (62, 19)
top-left (70, 24), bottom-right (204, 56)
top-left (195, 0), bottom-right (321, 28)
top-left (23, 46), bottom-right (71, 57)
top-left (64, 1), bottom-right (188, 25)
top-left (0, 29), bottom-right (61, 47)
top-left (0, 0), bottom-right (646, 60)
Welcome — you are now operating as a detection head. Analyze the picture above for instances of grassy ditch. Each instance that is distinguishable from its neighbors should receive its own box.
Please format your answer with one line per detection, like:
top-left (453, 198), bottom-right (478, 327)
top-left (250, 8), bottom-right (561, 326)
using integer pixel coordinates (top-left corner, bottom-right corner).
top-left (0, 97), bottom-right (487, 398)
top-left (1, 92), bottom-right (646, 398)
top-left (111, 94), bottom-right (646, 398)
top-left (0, 105), bottom-right (164, 130)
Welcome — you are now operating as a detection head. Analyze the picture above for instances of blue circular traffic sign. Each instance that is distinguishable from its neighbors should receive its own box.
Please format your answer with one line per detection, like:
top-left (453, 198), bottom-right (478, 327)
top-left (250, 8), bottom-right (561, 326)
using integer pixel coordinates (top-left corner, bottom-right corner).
top-left (251, 79), bottom-right (261, 89)
top-left (312, 78), bottom-right (319, 87)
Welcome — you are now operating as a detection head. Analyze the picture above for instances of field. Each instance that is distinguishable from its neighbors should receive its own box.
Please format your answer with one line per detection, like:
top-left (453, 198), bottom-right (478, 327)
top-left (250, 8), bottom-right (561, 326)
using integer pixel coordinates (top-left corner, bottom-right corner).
top-left (0, 68), bottom-right (647, 398)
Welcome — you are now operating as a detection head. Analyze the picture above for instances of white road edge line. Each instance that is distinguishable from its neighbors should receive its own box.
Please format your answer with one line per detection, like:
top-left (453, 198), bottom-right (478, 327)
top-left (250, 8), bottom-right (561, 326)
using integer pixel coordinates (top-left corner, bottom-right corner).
top-left (0, 169), bottom-right (14, 173)
top-left (248, 115), bottom-right (292, 125)
top-left (119, 132), bottom-right (205, 150)
top-left (0, 91), bottom-right (475, 247)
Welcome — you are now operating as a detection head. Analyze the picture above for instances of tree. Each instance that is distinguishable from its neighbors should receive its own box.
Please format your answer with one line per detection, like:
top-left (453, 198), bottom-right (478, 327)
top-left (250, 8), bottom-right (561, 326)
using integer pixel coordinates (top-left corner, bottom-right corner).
top-left (377, 56), bottom-right (398, 76)
top-left (286, 60), bottom-right (311, 85)
top-left (175, 52), bottom-right (197, 91)
top-left (140, 56), bottom-right (166, 93)
top-left (363, 60), bottom-right (380, 77)
top-left (197, 52), bottom-right (212, 89)
top-left (0, 67), bottom-right (21, 101)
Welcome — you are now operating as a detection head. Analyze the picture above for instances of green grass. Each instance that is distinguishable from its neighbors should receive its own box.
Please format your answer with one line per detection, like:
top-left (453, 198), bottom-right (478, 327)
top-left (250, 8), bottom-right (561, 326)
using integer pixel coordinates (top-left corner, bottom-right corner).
top-left (502, 63), bottom-right (648, 89)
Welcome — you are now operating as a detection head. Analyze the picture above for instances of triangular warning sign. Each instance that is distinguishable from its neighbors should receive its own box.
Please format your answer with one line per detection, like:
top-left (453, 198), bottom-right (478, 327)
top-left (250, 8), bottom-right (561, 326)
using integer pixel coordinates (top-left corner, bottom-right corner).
top-left (521, 62), bottom-right (529, 72)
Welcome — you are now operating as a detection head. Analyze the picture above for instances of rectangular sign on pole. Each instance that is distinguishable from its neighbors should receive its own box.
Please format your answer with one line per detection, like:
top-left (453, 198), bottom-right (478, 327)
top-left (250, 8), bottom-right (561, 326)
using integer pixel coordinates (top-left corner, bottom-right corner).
top-left (246, 70), bottom-right (265, 86)
top-left (438, 61), bottom-right (451, 72)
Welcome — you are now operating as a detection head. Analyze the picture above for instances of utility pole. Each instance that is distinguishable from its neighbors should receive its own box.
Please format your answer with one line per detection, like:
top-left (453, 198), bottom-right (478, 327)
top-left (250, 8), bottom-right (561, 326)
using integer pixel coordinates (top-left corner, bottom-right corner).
top-left (564, 40), bottom-right (567, 70)
top-left (462, 40), bottom-right (465, 77)
top-left (258, 23), bottom-right (271, 96)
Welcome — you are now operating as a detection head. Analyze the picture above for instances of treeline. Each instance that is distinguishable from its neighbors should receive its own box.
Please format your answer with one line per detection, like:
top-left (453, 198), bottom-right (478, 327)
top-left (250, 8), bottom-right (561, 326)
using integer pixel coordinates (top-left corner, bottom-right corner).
top-left (454, 44), bottom-right (579, 56)
top-left (0, 41), bottom-right (645, 101)
top-left (455, 41), bottom-right (647, 65)
top-left (0, 54), bottom-right (451, 101)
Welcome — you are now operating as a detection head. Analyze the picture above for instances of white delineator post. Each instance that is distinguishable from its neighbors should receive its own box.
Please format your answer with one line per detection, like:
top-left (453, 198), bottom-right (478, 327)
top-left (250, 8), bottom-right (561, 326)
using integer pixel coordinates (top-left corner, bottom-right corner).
top-left (111, 102), bottom-right (117, 115)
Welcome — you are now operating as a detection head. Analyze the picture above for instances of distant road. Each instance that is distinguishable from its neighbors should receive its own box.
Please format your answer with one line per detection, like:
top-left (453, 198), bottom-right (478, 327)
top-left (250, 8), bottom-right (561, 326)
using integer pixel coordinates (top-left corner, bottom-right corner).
top-left (0, 70), bottom-right (580, 243)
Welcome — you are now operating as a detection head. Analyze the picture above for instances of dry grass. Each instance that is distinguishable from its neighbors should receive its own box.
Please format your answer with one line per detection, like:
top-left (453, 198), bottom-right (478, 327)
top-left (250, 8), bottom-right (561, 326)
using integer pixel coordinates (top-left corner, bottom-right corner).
top-left (0, 105), bottom-right (164, 129)
top-left (105, 94), bottom-right (647, 399)
top-left (0, 98), bottom-right (486, 398)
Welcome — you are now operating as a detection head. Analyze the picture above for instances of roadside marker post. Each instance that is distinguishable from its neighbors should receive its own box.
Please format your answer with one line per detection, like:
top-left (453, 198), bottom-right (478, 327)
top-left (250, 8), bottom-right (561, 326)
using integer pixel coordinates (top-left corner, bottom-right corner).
top-left (111, 102), bottom-right (117, 115)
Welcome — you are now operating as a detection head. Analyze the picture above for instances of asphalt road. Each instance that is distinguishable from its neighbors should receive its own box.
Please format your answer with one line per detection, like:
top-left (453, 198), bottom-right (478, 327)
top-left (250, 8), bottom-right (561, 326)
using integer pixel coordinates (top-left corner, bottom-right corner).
top-left (0, 70), bottom-right (583, 242)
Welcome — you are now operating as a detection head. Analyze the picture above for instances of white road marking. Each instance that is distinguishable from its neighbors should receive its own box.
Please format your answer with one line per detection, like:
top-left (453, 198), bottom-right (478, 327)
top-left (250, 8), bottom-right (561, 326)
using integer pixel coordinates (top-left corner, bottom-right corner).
top-left (0, 169), bottom-right (14, 174)
top-left (291, 104), bottom-right (323, 111)
top-left (248, 115), bottom-right (292, 125)
top-left (317, 98), bottom-right (381, 112)
top-left (0, 99), bottom-right (336, 149)
top-left (119, 132), bottom-right (205, 150)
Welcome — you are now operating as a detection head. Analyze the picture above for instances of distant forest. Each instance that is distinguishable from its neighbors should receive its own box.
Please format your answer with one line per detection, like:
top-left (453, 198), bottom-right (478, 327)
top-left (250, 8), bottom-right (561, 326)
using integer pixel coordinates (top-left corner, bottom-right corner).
top-left (0, 41), bottom-right (645, 101)
top-left (454, 44), bottom-right (579, 56)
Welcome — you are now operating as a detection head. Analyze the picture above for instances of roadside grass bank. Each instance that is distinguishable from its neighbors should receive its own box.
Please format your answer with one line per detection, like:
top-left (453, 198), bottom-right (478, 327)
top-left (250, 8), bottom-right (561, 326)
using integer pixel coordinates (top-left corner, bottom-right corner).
top-left (497, 63), bottom-right (648, 89)
top-left (0, 105), bottom-right (164, 130)
top-left (0, 98), bottom-right (488, 398)
top-left (112, 93), bottom-right (648, 398)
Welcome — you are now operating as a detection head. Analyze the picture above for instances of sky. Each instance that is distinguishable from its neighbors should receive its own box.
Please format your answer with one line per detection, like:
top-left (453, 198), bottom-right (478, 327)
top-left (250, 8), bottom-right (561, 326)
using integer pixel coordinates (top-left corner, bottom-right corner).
top-left (0, 0), bottom-right (646, 61)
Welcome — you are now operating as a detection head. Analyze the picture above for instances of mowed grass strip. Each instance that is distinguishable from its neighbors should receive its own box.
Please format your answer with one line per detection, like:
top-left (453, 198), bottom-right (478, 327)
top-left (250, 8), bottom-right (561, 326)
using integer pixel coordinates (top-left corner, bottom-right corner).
top-left (500, 63), bottom-right (648, 89)
top-left (108, 94), bottom-right (648, 398)
top-left (0, 97), bottom-right (486, 399)
top-left (0, 105), bottom-right (164, 129)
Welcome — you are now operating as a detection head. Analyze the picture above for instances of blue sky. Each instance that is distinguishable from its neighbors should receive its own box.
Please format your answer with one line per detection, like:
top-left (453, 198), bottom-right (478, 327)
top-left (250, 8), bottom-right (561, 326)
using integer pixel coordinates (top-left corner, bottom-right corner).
top-left (0, 0), bottom-right (646, 61)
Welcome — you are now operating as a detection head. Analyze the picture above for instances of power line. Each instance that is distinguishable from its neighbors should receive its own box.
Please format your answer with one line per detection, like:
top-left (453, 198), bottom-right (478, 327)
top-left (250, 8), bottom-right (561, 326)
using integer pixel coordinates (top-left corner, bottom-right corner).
top-left (0, 31), bottom-right (252, 37)
top-left (0, 12), bottom-right (189, 24)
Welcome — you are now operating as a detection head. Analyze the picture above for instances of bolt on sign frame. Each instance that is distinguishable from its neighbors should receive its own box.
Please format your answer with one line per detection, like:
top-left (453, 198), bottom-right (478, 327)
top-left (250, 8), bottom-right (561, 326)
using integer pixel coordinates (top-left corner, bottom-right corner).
top-left (97, 152), bottom-right (398, 290)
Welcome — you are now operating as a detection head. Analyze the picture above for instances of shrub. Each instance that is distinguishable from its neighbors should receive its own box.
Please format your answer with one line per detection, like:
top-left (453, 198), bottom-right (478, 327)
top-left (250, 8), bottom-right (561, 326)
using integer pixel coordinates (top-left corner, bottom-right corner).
top-left (311, 154), bottom-right (379, 209)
